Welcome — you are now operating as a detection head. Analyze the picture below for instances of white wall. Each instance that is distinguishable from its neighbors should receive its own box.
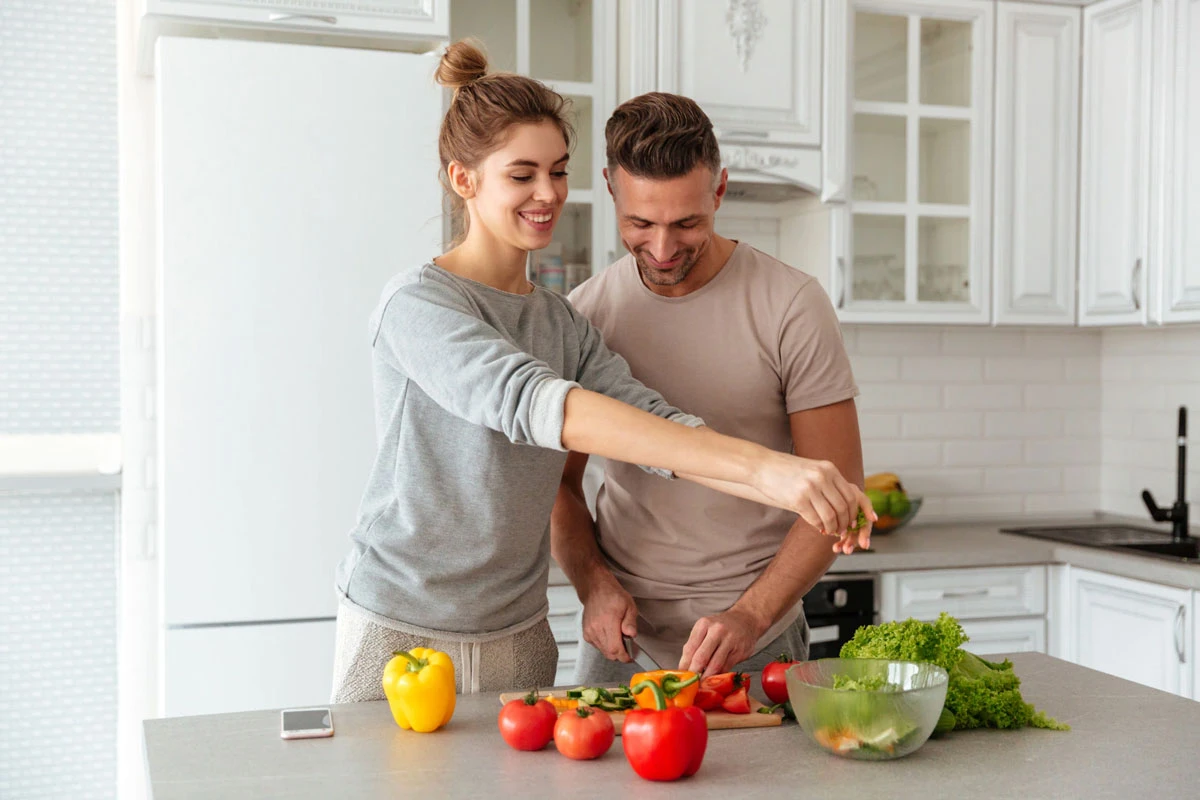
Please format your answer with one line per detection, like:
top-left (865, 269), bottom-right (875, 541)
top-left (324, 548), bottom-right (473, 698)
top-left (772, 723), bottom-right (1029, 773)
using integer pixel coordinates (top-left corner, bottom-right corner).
top-left (1100, 326), bottom-right (1200, 518)
top-left (845, 325), bottom-right (1103, 519)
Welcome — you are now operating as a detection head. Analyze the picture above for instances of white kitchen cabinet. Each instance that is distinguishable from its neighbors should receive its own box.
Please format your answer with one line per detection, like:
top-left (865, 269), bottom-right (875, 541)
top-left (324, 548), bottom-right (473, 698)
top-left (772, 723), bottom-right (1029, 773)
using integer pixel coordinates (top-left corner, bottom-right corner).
top-left (137, 0), bottom-right (448, 74)
top-left (1150, 0), bottom-right (1200, 324)
top-left (1068, 567), bottom-right (1192, 698)
top-left (835, 0), bottom-right (994, 324)
top-left (881, 566), bottom-right (1047, 622)
top-left (992, 3), bottom-right (1080, 325)
top-left (452, 0), bottom-right (617, 286)
top-left (626, 0), bottom-right (825, 193)
top-left (548, 573), bottom-right (584, 686)
top-left (655, 0), bottom-right (821, 148)
top-left (1078, 0), bottom-right (1152, 325)
top-left (960, 617), bottom-right (1047, 657)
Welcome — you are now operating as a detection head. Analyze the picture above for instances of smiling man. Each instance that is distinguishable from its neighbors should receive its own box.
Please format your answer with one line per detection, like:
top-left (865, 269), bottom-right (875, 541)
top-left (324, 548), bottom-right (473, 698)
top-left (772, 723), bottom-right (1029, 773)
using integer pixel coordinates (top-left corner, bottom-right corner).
top-left (552, 93), bottom-right (866, 685)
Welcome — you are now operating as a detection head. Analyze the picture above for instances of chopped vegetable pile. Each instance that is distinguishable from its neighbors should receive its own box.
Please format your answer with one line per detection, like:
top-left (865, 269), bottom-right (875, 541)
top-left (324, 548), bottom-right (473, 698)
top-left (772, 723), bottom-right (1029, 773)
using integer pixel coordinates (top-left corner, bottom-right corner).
top-left (839, 612), bottom-right (1069, 732)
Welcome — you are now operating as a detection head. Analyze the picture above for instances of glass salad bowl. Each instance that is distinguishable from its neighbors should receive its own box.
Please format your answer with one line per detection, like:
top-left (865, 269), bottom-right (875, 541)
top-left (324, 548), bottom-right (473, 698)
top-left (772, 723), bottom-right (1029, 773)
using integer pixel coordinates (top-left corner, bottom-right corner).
top-left (786, 658), bottom-right (949, 761)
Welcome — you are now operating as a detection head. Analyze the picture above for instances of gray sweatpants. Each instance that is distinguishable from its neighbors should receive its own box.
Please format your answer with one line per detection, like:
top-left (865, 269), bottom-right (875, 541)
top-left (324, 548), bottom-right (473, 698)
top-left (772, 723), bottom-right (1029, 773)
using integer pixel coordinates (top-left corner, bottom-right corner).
top-left (572, 614), bottom-right (810, 704)
top-left (330, 601), bottom-right (558, 702)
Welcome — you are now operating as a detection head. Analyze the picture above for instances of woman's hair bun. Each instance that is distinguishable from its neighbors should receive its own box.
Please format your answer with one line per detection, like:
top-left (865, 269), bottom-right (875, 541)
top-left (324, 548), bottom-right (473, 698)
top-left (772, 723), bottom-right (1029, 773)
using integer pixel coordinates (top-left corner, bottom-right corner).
top-left (435, 39), bottom-right (489, 91)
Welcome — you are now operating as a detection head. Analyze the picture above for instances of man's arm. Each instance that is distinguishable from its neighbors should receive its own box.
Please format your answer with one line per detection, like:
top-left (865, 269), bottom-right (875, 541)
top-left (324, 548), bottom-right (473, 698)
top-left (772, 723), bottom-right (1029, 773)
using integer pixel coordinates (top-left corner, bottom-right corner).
top-left (679, 398), bottom-right (866, 676)
top-left (550, 451), bottom-right (638, 662)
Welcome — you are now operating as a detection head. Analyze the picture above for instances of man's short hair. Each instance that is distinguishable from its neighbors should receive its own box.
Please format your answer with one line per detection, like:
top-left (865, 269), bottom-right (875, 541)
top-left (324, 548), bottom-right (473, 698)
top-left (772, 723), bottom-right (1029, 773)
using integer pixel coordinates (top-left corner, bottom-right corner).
top-left (605, 92), bottom-right (722, 182)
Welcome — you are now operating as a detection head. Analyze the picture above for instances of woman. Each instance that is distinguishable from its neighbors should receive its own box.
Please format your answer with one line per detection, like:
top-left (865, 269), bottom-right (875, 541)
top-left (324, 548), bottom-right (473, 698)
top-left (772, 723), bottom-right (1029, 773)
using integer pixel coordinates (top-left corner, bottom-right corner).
top-left (331, 40), bottom-right (873, 701)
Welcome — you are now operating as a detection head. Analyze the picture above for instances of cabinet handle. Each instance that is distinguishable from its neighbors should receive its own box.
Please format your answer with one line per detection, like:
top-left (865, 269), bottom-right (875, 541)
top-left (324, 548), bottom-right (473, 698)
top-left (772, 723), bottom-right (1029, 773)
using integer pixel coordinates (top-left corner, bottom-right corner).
top-left (268, 12), bottom-right (338, 24)
top-left (1175, 605), bottom-right (1186, 665)
top-left (1131, 258), bottom-right (1142, 311)
top-left (941, 588), bottom-right (989, 599)
top-left (810, 624), bottom-right (841, 645)
top-left (836, 257), bottom-right (846, 309)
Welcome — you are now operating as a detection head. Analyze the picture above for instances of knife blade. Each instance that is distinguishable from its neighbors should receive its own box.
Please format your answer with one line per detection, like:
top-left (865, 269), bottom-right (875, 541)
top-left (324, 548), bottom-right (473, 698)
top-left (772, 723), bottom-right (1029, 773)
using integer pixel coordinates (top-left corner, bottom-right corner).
top-left (622, 635), bottom-right (663, 671)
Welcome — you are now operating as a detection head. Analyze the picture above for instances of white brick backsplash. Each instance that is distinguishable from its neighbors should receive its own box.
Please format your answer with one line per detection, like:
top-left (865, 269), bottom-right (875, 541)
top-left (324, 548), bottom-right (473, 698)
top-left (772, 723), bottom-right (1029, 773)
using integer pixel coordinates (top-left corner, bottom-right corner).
top-left (902, 411), bottom-right (982, 439)
top-left (900, 356), bottom-right (983, 382)
top-left (943, 440), bottom-right (1024, 466)
top-left (945, 384), bottom-right (1022, 410)
top-left (985, 410), bottom-right (1064, 438)
top-left (862, 440), bottom-right (943, 469)
top-left (1024, 383), bottom-right (1101, 410)
top-left (855, 383), bottom-right (942, 410)
top-left (848, 355), bottom-right (900, 381)
top-left (984, 467), bottom-right (1064, 493)
top-left (839, 325), bottom-right (1199, 523)
top-left (1063, 411), bottom-right (1101, 438)
top-left (857, 412), bottom-right (901, 439)
top-left (984, 357), bottom-right (1062, 382)
top-left (940, 329), bottom-right (1025, 355)
top-left (854, 327), bottom-right (942, 355)
top-left (1024, 438), bottom-right (1102, 465)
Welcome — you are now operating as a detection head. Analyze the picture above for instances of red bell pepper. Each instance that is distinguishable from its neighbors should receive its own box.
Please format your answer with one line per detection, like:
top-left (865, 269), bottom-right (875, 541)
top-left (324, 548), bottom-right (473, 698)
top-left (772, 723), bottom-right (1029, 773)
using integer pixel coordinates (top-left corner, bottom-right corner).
top-left (622, 679), bottom-right (708, 781)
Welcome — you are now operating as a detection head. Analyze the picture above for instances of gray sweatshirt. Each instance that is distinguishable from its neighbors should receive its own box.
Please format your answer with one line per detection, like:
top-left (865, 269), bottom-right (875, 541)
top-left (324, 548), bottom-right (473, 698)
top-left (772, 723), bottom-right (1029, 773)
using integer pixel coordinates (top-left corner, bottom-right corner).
top-left (335, 262), bottom-right (702, 638)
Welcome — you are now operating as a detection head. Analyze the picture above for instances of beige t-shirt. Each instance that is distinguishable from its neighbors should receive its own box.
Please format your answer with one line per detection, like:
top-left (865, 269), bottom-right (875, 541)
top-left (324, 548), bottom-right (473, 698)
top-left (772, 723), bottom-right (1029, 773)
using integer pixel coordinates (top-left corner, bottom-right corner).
top-left (568, 242), bottom-right (858, 665)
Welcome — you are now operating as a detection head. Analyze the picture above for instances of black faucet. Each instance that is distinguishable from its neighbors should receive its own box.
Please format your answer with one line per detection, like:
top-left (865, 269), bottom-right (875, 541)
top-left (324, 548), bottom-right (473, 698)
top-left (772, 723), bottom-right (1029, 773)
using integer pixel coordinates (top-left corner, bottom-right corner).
top-left (1142, 406), bottom-right (1189, 541)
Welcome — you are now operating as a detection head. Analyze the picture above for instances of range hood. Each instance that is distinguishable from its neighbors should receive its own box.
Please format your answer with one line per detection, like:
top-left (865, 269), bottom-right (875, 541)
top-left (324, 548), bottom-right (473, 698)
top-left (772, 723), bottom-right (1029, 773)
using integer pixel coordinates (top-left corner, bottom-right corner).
top-left (719, 140), bottom-right (824, 204)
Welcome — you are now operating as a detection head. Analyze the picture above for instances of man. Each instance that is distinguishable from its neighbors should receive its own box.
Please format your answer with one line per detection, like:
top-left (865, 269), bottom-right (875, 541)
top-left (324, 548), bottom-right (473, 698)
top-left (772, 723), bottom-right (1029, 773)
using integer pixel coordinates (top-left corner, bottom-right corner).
top-left (551, 93), bottom-right (868, 686)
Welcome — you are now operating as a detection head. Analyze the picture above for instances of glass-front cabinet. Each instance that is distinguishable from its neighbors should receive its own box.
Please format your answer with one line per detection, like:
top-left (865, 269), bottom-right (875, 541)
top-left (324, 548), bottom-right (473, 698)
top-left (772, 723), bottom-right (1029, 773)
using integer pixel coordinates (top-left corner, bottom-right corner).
top-left (835, 1), bottom-right (993, 323)
top-left (451, 0), bottom-right (617, 294)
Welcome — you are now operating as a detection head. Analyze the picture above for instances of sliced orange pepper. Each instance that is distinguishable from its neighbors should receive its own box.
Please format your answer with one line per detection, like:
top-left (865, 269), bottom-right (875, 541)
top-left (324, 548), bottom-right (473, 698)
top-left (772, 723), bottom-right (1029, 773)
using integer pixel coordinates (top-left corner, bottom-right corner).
top-left (629, 670), bottom-right (700, 709)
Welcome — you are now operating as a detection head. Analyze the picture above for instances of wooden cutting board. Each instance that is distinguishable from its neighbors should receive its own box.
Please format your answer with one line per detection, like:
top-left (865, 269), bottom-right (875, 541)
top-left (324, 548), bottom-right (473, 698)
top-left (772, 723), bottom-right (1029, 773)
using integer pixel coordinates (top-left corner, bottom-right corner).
top-left (497, 690), bottom-right (782, 733)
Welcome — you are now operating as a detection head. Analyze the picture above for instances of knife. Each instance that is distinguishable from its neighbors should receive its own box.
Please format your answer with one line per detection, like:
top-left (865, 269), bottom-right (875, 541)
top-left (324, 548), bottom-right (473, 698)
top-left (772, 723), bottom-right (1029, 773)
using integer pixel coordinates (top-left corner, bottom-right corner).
top-left (622, 634), bottom-right (663, 671)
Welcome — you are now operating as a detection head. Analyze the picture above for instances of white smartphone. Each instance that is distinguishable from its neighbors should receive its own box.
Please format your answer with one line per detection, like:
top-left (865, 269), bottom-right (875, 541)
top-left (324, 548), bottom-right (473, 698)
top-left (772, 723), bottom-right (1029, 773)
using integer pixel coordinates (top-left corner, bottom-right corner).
top-left (280, 707), bottom-right (334, 740)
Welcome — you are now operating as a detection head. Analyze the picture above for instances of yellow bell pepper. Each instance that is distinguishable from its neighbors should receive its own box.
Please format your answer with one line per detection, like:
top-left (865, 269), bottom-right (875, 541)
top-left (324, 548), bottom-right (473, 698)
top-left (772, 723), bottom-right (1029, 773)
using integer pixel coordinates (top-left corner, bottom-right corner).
top-left (381, 648), bottom-right (456, 732)
top-left (629, 669), bottom-right (700, 709)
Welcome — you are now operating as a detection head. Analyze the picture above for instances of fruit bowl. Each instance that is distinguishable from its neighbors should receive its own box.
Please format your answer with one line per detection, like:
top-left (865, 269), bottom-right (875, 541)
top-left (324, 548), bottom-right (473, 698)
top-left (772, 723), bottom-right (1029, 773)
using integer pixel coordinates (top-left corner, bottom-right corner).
top-left (785, 658), bottom-right (948, 761)
top-left (871, 496), bottom-right (922, 535)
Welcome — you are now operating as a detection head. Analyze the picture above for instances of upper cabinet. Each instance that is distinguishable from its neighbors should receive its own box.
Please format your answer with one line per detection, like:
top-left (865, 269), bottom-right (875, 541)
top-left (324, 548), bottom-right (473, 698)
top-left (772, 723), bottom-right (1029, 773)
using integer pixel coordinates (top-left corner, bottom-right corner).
top-left (1151, 0), bottom-right (1200, 324)
top-left (1079, 0), bottom-right (1200, 326)
top-left (628, 0), bottom-right (829, 194)
top-left (136, 0), bottom-right (448, 73)
top-left (992, 3), bottom-right (1079, 325)
top-left (1078, 0), bottom-right (1151, 325)
top-left (835, 0), bottom-right (994, 324)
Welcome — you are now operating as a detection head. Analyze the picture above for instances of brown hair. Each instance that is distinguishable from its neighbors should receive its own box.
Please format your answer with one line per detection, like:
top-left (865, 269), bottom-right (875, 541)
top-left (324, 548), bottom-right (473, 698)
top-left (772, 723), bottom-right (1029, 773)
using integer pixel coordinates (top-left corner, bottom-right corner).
top-left (605, 92), bottom-right (722, 182)
top-left (435, 39), bottom-right (574, 240)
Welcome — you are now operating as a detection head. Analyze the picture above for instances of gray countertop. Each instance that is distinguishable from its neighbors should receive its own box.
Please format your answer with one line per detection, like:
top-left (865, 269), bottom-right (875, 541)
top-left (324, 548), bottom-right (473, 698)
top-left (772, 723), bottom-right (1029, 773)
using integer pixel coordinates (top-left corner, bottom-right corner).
top-left (143, 653), bottom-right (1200, 799)
top-left (828, 512), bottom-right (1200, 590)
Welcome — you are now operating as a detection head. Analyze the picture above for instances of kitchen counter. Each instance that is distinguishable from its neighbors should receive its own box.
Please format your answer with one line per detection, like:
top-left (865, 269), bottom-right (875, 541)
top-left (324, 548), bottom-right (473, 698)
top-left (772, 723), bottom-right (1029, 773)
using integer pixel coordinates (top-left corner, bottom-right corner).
top-left (829, 512), bottom-right (1200, 590)
top-left (143, 653), bottom-right (1200, 799)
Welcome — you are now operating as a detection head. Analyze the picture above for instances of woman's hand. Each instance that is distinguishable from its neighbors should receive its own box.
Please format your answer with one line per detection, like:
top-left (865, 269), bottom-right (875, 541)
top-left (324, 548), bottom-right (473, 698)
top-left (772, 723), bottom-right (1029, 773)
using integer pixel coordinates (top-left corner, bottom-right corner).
top-left (753, 452), bottom-right (875, 549)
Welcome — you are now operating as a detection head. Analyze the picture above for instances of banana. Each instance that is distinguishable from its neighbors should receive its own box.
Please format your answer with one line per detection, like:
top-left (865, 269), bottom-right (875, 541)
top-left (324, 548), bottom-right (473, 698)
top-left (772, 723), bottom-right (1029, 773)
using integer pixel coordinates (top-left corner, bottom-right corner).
top-left (865, 472), bottom-right (904, 493)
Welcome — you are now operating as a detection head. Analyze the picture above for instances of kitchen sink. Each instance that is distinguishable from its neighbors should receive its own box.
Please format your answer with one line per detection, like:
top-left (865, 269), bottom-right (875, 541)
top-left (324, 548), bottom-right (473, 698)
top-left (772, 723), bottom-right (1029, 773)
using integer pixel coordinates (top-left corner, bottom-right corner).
top-left (1001, 524), bottom-right (1200, 563)
top-left (1115, 540), bottom-right (1200, 559)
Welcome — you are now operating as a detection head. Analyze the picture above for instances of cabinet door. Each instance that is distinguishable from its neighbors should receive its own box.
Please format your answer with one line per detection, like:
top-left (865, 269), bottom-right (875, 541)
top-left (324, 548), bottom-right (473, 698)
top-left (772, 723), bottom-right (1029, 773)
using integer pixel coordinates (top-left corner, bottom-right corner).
top-left (992, 3), bottom-right (1080, 325)
top-left (143, 0), bottom-right (447, 38)
top-left (881, 566), bottom-right (1047, 622)
top-left (1078, 0), bottom-right (1152, 325)
top-left (840, 0), bottom-right (993, 324)
top-left (658, 0), bottom-right (821, 147)
top-left (960, 618), bottom-right (1047, 656)
top-left (1152, 0), bottom-right (1200, 323)
top-left (1069, 568), bottom-right (1191, 697)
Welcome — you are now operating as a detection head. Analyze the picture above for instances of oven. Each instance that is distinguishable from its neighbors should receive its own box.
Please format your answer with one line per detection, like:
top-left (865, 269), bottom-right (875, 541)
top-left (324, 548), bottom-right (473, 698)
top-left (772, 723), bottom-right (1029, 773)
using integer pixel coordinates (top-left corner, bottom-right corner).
top-left (801, 572), bottom-right (878, 660)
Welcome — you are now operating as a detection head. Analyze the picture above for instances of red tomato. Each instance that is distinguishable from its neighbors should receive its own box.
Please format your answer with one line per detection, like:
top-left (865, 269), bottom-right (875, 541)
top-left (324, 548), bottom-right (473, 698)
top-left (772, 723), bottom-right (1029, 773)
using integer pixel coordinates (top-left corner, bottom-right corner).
top-left (497, 691), bottom-right (558, 751)
top-left (694, 687), bottom-right (723, 711)
top-left (761, 653), bottom-right (800, 705)
top-left (700, 672), bottom-right (737, 696)
top-left (553, 707), bottom-right (615, 760)
top-left (721, 685), bottom-right (751, 714)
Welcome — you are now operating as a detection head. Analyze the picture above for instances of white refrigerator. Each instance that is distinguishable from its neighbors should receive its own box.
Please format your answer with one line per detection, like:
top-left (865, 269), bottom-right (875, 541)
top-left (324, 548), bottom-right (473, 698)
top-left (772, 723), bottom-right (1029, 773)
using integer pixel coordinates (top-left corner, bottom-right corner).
top-left (154, 37), bottom-right (443, 716)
